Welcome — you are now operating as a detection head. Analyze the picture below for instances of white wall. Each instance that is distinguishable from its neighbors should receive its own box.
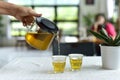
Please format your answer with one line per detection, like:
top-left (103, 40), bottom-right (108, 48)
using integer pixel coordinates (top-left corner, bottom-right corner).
top-left (1, 15), bottom-right (16, 46)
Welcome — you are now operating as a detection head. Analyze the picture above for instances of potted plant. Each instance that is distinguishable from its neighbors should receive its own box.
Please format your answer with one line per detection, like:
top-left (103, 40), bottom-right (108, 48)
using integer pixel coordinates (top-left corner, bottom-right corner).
top-left (89, 27), bottom-right (120, 70)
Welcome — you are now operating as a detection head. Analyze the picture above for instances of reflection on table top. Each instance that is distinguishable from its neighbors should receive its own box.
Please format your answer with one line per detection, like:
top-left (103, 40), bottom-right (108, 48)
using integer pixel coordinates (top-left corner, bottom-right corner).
top-left (0, 57), bottom-right (120, 80)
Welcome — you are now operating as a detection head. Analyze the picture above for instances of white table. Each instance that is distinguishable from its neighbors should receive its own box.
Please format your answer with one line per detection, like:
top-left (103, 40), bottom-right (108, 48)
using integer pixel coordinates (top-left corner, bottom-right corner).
top-left (0, 57), bottom-right (120, 80)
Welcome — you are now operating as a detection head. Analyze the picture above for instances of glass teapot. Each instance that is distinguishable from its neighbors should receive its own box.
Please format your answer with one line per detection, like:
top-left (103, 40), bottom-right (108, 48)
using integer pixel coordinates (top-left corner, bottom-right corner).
top-left (25, 17), bottom-right (59, 50)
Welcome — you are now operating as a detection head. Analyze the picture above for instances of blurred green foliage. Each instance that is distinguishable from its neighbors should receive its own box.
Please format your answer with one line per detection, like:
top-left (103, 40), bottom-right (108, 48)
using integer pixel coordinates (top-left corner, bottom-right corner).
top-left (57, 7), bottom-right (78, 20)
top-left (83, 13), bottom-right (95, 28)
top-left (0, 16), bottom-right (4, 37)
top-left (58, 22), bottom-right (78, 35)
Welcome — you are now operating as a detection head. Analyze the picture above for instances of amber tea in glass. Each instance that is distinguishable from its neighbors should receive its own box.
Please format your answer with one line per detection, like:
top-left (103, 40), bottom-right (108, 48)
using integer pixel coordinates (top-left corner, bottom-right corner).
top-left (25, 32), bottom-right (55, 50)
top-left (52, 56), bottom-right (66, 73)
top-left (69, 54), bottom-right (83, 71)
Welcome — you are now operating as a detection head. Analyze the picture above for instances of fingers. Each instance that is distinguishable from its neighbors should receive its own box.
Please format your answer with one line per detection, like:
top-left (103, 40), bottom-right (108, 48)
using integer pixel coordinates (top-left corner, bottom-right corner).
top-left (32, 12), bottom-right (42, 17)
top-left (29, 9), bottom-right (42, 17)
top-left (22, 16), bottom-right (34, 26)
top-left (21, 8), bottom-right (42, 26)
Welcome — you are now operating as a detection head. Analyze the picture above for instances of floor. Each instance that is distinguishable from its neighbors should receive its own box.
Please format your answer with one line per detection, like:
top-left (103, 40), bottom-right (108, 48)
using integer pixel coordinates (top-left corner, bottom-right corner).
top-left (0, 47), bottom-right (52, 68)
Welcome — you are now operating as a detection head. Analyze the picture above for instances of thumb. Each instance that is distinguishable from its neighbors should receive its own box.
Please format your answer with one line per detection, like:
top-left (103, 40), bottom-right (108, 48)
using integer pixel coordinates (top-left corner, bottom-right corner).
top-left (29, 10), bottom-right (42, 17)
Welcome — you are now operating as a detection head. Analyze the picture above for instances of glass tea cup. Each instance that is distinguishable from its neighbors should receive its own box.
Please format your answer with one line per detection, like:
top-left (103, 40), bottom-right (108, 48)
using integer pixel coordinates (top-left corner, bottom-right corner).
top-left (69, 54), bottom-right (83, 71)
top-left (52, 55), bottom-right (66, 73)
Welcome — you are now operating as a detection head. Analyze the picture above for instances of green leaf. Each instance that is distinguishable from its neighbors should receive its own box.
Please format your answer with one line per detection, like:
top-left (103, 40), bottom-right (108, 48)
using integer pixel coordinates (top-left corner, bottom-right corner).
top-left (113, 30), bottom-right (120, 44)
top-left (115, 30), bottom-right (120, 39)
top-left (89, 30), bottom-right (109, 44)
top-left (99, 28), bottom-right (110, 40)
top-left (89, 28), bottom-right (120, 46)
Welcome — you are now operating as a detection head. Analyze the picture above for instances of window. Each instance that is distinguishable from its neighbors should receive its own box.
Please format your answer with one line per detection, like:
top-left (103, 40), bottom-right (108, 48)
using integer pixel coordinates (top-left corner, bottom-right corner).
top-left (58, 22), bottom-right (78, 35)
top-left (57, 7), bottom-right (78, 20)
top-left (34, 7), bottom-right (55, 20)
top-left (8, 0), bottom-right (80, 36)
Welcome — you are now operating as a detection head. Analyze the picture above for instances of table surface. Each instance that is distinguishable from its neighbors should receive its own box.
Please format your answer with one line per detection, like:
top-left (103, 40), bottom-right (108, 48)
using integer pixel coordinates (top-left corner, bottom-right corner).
top-left (0, 56), bottom-right (120, 80)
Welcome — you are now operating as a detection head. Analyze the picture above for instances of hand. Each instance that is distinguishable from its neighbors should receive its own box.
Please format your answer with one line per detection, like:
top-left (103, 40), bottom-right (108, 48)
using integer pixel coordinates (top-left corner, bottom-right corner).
top-left (94, 22), bottom-right (99, 26)
top-left (0, 1), bottom-right (41, 26)
top-left (12, 6), bottom-right (41, 26)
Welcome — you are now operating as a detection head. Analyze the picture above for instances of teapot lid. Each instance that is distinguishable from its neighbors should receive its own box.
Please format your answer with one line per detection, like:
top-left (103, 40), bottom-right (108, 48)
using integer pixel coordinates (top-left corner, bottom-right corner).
top-left (36, 17), bottom-right (59, 33)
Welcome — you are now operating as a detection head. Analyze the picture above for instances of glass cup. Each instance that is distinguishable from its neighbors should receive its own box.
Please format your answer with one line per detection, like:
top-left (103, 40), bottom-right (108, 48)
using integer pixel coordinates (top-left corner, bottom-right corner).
top-left (52, 55), bottom-right (66, 73)
top-left (69, 54), bottom-right (83, 71)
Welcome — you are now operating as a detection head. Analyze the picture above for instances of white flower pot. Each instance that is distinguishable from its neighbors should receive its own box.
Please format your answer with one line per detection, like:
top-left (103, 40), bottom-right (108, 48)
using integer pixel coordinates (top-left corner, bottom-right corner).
top-left (100, 45), bottom-right (120, 70)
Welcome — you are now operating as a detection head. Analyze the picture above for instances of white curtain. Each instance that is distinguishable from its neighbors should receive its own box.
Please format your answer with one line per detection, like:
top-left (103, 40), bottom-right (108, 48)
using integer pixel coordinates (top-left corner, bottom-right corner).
top-left (99, 0), bottom-right (115, 19)
top-left (106, 0), bottom-right (115, 19)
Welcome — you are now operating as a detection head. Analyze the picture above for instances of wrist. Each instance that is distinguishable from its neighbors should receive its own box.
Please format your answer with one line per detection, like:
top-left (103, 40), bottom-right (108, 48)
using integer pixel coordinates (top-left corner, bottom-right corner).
top-left (8, 5), bottom-right (21, 16)
top-left (1, 1), bottom-right (21, 16)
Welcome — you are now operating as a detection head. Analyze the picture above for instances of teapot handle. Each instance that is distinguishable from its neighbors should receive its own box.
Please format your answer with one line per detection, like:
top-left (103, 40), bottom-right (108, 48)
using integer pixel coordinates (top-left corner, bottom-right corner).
top-left (26, 22), bottom-right (36, 32)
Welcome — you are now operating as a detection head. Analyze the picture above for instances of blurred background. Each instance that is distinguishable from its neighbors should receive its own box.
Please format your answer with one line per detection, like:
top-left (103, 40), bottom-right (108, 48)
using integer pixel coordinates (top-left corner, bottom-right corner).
top-left (0, 0), bottom-right (119, 67)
